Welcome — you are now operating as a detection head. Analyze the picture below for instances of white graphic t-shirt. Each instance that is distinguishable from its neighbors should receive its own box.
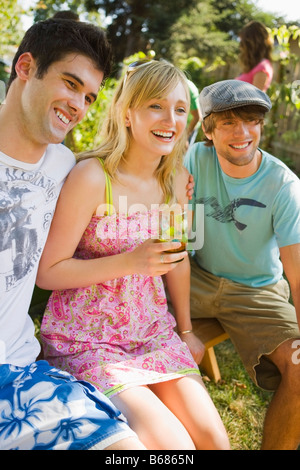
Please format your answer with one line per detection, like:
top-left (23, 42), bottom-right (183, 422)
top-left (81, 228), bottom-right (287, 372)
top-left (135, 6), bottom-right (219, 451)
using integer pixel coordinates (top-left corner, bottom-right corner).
top-left (0, 144), bottom-right (75, 366)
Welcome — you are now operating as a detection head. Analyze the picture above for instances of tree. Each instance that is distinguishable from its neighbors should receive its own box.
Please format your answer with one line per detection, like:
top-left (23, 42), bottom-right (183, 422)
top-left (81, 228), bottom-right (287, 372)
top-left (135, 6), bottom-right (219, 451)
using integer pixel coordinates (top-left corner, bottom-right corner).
top-left (82, 0), bottom-right (280, 68)
top-left (169, 2), bottom-right (237, 62)
top-left (29, 0), bottom-right (283, 70)
top-left (32, 0), bottom-right (82, 22)
top-left (0, 0), bottom-right (25, 56)
top-left (84, 0), bottom-right (197, 64)
top-left (0, 0), bottom-right (26, 85)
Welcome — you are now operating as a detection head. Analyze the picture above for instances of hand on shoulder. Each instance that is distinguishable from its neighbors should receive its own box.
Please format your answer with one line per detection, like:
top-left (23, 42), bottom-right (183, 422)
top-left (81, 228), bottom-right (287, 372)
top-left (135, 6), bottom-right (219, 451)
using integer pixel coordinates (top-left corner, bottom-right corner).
top-left (174, 166), bottom-right (191, 205)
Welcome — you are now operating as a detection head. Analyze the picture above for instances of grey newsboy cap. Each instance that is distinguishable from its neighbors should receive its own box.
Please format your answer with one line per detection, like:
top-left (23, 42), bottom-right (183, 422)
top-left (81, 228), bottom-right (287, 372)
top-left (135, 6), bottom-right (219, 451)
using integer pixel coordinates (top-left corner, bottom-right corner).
top-left (199, 79), bottom-right (272, 119)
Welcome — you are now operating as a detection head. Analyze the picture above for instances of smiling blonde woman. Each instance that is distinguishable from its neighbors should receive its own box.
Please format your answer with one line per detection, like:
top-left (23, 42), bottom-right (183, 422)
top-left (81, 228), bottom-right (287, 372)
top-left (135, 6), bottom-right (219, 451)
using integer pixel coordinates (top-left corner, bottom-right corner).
top-left (37, 60), bottom-right (230, 450)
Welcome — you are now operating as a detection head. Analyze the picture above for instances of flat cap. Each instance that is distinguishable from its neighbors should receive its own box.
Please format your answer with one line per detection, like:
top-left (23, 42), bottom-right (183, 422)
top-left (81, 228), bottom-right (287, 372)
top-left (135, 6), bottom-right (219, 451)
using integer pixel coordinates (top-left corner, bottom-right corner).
top-left (199, 79), bottom-right (272, 119)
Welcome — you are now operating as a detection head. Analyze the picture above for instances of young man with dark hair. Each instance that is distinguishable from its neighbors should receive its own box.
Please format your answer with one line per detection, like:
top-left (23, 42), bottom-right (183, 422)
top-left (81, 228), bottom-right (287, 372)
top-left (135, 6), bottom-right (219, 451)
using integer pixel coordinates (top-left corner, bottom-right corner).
top-left (0, 18), bottom-right (145, 450)
top-left (184, 79), bottom-right (300, 450)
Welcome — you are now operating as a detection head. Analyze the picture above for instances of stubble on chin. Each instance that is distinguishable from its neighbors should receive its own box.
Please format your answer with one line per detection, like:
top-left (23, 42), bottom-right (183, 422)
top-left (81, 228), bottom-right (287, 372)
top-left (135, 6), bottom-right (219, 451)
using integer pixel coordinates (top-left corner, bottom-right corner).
top-left (224, 147), bottom-right (258, 167)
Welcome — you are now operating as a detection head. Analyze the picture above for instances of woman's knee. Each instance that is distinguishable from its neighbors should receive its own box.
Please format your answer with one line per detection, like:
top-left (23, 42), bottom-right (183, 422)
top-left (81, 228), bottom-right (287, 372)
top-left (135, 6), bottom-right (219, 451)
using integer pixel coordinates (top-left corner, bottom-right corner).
top-left (197, 426), bottom-right (231, 450)
top-left (110, 386), bottom-right (196, 450)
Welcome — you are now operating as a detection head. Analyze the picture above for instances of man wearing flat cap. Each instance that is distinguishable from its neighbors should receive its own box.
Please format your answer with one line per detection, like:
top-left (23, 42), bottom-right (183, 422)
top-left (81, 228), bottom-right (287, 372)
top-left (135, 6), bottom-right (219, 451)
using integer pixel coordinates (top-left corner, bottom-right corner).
top-left (184, 79), bottom-right (300, 450)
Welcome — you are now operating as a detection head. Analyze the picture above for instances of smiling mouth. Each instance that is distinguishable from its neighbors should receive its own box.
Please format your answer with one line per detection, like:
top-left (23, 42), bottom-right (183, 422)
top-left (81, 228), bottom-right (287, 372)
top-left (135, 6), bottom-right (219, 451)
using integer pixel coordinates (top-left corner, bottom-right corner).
top-left (55, 109), bottom-right (71, 125)
top-left (152, 130), bottom-right (174, 140)
top-left (230, 142), bottom-right (251, 149)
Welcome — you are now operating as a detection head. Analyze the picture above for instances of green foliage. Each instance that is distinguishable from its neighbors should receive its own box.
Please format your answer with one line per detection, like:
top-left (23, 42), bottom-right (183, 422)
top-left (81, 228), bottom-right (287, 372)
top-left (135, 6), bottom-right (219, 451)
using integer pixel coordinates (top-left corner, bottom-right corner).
top-left (81, 0), bottom-right (262, 66)
top-left (210, 0), bottom-right (257, 35)
top-left (0, 0), bottom-right (28, 87)
top-left (0, 0), bottom-right (25, 57)
top-left (178, 57), bottom-right (206, 88)
top-left (32, 0), bottom-right (82, 22)
top-left (261, 25), bottom-right (300, 156)
top-left (168, 1), bottom-right (238, 65)
top-left (282, 129), bottom-right (300, 145)
top-left (122, 51), bottom-right (149, 66)
top-left (82, 0), bottom-right (196, 65)
top-left (70, 78), bottom-right (118, 154)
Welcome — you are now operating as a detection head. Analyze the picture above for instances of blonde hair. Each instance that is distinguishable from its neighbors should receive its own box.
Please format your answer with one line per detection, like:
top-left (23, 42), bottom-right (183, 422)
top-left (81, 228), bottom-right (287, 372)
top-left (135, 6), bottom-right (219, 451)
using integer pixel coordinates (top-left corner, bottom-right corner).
top-left (78, 60), bottom-right (190, 204)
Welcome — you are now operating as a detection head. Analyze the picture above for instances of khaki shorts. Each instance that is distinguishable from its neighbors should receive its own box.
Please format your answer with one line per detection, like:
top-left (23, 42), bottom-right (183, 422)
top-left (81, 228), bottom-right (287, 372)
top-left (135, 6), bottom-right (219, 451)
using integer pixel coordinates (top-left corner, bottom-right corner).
top-left (189, 257), bottom-right (300, 391)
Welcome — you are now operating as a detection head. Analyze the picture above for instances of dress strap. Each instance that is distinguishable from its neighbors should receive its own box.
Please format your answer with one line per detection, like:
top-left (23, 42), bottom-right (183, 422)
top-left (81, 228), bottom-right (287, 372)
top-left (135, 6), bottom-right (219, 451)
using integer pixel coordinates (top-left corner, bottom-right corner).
top-left (97, 158), bottom-right (113, 215)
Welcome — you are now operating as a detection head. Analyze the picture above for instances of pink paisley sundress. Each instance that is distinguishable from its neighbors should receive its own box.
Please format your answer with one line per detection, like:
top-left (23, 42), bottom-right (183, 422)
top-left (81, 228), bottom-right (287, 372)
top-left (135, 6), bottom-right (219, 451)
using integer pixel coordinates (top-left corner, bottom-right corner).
top-left (40, 161), bottom-right (199, 398)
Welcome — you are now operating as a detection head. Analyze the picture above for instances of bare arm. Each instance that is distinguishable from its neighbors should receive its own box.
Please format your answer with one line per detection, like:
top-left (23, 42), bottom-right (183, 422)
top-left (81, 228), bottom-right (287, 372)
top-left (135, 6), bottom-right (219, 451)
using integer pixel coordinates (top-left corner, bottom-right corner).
top-left (280, 243), bottom-right (300, 330)
top-left (165, 168), bottom-right (205, 364)
top-left (37, 159), bottom-right (185, 290)
top-left (252, 71), bottom-right (269, 91)
top-left (165, 257), bottom-right (205, 365)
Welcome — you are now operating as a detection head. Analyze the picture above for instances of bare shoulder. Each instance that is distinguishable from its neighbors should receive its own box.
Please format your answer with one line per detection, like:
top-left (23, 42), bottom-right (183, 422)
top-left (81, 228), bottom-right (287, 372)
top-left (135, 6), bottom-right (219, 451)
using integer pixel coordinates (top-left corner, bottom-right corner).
top-left (57, 157), bottom-right (107, 212)
top-left (65, 157), bottom-right (106, 189)
top-left (175, 165), bottom-right (190, 183)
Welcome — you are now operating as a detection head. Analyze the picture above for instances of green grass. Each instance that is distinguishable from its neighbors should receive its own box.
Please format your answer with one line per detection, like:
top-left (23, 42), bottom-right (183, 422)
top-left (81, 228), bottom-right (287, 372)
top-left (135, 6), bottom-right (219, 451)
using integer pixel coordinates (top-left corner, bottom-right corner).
top-left (29, 287), bottom-right (51, 341)
top-left (202, 340), bottom-right (272, 450)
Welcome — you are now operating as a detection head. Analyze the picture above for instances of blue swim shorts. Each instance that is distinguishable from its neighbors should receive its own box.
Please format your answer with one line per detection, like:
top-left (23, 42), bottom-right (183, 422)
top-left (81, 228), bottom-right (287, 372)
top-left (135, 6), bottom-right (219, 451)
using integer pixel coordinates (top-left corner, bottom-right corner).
top-left (0, 360), bottom-right (136, 450)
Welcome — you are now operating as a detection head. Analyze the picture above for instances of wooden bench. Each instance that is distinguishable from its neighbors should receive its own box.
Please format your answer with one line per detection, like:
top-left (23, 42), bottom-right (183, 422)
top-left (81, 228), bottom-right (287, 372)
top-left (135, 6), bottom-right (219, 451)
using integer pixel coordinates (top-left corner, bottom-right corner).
top-left (192, 318), bottom-right (229, 382)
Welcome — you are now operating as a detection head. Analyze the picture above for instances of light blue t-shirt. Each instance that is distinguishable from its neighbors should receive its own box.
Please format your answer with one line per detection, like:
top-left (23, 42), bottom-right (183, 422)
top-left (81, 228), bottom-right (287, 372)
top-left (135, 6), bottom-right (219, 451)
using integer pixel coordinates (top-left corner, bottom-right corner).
top-left (184, 142), bottom-right (300, 287)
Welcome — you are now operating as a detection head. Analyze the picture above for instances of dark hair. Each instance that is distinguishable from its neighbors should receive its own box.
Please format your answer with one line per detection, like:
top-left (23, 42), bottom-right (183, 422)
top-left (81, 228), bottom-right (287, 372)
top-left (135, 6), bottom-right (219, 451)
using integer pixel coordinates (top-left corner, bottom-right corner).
top-left (202, 105), bottom-right (266, 147)
top-left (239, 21), bottom-right (273, 72)
top-left (52, 10), bottom-right (80, 20)
top-left (7, 18), bottom-right (112, 90)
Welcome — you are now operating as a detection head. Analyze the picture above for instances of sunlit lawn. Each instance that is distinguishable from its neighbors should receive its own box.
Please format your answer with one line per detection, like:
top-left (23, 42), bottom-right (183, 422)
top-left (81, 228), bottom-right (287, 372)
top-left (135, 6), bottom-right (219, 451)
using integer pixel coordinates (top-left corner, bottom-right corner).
top-left (202, 340), bottom-right (272, 450)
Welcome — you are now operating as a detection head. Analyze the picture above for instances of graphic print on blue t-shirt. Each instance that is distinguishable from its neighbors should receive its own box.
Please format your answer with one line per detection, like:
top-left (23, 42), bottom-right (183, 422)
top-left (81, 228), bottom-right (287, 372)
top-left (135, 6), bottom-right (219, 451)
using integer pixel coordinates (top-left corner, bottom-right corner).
top-left (196, 196), bottom-right (266, 231)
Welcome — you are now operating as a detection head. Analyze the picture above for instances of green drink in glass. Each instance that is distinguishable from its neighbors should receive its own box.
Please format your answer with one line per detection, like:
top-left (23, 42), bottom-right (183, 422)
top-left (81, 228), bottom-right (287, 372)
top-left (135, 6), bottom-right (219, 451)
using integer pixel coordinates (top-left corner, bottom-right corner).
top-left (157, 209), bottom-right (188, 262)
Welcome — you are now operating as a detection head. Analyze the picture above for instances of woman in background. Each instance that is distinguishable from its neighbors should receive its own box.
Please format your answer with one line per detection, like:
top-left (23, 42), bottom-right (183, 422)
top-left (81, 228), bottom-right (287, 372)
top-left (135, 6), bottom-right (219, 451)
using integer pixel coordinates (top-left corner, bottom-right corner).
top-left (236, 20), bottom-right (273, 92)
